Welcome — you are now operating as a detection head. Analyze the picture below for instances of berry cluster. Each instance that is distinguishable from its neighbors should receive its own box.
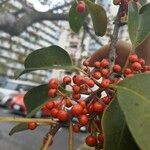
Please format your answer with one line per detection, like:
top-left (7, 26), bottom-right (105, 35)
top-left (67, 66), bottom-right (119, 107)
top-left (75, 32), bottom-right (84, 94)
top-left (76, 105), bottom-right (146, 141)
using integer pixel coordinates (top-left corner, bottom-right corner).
top-left (27, 53), bottom-right (149, 148)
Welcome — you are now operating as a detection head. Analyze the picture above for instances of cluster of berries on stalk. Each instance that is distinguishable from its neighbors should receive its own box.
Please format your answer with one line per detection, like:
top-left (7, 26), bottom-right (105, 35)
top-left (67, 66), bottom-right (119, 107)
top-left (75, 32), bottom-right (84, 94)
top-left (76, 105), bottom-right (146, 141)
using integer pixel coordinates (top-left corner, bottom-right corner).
top-left (27, 53), bottom-right (149, 148)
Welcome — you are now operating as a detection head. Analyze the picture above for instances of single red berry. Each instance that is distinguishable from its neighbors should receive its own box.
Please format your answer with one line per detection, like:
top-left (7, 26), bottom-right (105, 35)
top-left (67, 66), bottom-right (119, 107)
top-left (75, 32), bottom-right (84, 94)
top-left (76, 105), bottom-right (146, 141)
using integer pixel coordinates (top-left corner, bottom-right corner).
top-left (28, 122), bottom-right (37, 130)
top-left (72, 124), bottom-right (80, 133)
top-left (48, 78), bottom-right (59, 89)
top-left (65, 98), bottom-right (72, 108)
top-left (92, 71), bottom-right (101, 80)
top-left (72, 85), bottom-right (80, 93)
top-left (83, 60), bottom-right (89, 66)
top-left (119, 11), bottom-right (125, 17)
top-left (73, 75), bottom-right (84, 85)
top-left (124, 68), bottom-right (132, 75)
top-left (113, 64), bottom-right (122, 72)
top-left (50, 108), bottom-right (59, 118)
top-left (100, 59), bottom-right (109, 68)
top-left (78, 100), bottom-right (86, 108)
top-left (129, 54), bottom-right (138, 63)
top-left (97, 134), bottom-right (104, 143)
top-left (48, 89), bottom-right (57, 98)
top-left (85, 135), bottom-right (97, 147)
top-left (85, 79), bottom-right (95, 88)
top-left (45, 101), bottom-right (55, 110)
top-left (78, 115), bottom-right (88, 126)
top-left (132, 62), bottom-right (142, 71)
top-left (93, 102), bottom-right (105, 113)
top-left (101, 68), bottom-right (109, 77)
top-left (102, 97), bottom-right (111, 105)
top-left (101, 79), bottom-right (110, 88)
top-left (76, 1), bottom-right (86, 13)
top-left (71, 104), bottom-right (83, 116)
top-left (63, 76), bottom-right (71, 84)
top-left (138, 58), bottom-right (145, 65)
top-left (57, 110), bottom-right (68, 122)
top-left (83, 108), bottom-right (88, 114)
top-left (72, 93), bottom-right (81, 100)
top-left (94, 61), bottom-right (101, 68)
top-left (87, 104), bottom-right (94, 114)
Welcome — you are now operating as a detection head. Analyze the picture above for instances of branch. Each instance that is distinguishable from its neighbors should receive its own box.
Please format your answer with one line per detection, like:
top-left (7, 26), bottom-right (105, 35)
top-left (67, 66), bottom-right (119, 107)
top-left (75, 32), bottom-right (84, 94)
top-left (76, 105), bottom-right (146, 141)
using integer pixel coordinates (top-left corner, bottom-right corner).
top-left (108, 7), bottom-right (121, 73)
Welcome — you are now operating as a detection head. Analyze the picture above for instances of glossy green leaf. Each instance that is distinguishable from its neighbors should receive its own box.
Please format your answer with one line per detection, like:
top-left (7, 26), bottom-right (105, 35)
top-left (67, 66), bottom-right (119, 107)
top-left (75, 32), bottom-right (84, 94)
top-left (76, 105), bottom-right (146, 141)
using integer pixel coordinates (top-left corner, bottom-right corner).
top-left (69, 2), bottom-right (89, 33)
top-left (115, 73), bottom-right (150, 150)
top-left (102, 99), bottom-right (139, 150)
top-left (17, 45), bottom-right (74, 77)
top-left (86, 1), bottom-right (107, 36)
top-left (128, 2), bottom-right (150, 49)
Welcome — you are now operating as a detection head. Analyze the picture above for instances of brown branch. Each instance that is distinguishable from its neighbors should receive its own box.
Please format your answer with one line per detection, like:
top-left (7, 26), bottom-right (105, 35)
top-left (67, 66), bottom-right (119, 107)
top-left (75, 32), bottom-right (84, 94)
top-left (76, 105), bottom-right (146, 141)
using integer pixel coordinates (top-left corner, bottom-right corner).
top-left (108, 7), bottom-right (121, 73)
top-left (68, 122), bottom-right (73, 150)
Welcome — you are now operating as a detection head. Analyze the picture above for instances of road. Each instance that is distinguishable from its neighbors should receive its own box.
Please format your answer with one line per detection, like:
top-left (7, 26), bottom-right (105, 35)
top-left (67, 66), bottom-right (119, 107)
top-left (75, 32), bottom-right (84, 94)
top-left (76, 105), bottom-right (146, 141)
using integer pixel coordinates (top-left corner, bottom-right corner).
top-left (0, 108), bottom-right (87, 150)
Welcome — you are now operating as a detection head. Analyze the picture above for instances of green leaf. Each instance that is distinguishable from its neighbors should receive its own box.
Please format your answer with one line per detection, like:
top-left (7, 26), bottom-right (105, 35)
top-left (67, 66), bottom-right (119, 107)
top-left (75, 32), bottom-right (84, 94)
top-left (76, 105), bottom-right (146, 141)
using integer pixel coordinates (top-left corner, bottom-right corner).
top-left (102, 99), bottom-right (139, 150)
top-left (115, 73), bottom-right (150, 150)
top-left (86, 1), bottom-right (107, 36)
top-left (18, 45), bottom-right (74, 77)
top-left (69, 2), bottom-right (89, 33)
top-left (24, 84), bottom-right (49, 114)
top-left (128, 2), bottom-right (150, 49)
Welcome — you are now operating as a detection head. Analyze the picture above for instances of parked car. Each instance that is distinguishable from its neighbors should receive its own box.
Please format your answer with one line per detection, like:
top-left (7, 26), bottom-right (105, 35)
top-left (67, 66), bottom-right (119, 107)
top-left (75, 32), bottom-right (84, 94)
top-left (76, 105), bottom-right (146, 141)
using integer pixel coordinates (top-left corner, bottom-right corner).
top-left (0, 78), bottom-right (38, 106)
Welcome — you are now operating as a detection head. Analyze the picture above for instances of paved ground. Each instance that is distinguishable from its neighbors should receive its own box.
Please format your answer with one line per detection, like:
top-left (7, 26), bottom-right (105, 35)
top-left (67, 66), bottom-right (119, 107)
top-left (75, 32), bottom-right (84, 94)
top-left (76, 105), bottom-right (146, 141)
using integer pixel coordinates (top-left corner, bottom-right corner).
top-left (0, 108), bottom-right (87, 150)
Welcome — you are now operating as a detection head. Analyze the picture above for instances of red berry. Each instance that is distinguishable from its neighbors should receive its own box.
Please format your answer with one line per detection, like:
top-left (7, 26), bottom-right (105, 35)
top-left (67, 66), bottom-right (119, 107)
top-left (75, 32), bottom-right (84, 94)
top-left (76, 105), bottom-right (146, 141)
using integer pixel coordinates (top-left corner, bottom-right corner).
top-left (73, 75), bottom-right (84, 85)
top-left (102, 97), bottom-right (111, 105)
top-left (45, 101), bottom-right (55, 110)
top-left (124, 68), bottom-right (132, 75)
top-left (76, 1), bottom-right (86, 13)
top-left (63, 76), bottom-right (71, 84)
top-left (50, 108), bottom-right (59, 118)
top-left (100, 59), bottom-right (109, 68)
top-left (83, 108), bottom-right (88, 114)
top-left (57, 110), bottom-right (68, 122)
top-left (85, 79), bottom-right (95, 88)
top-left (83, 60), bottom-right (89, 66)
top-left (72, 93), bottom-right (81, 100)
top-left (72, 124), bottom-right (80, 133)
top-left (28, 122), bottom-right (37, 130)
top-left (113, 64), bottom-right (122, 72)
top-left (48, 89), bottom-right (57, 98)
top-left (101, 79), bottom-right (110, 88)
top-left (132, 62), bottom-right (142, 71)
top-left (97, 133), bottom-right (104, 143)
top-left (93, 102), bottom-right (105, 113)
top-left (129, 54), bottom-right (138, 63)
top-left (87, 104), bottom-right (94, 114)
top-left (72, 85), bottom-right (80, 93)
top-left (92, 71), bottom-right (101, 80)
top-left (78, 100), bottom-right (86, 108)
top-left (48, 78), bottom-right (59, 89)
top-left (94, 61), bottom-right (101, 68)
top-left (138, 58), bottom-right (145, 65)
top-left (65, 98), bottom-right (72, 108)
top-left (101, 68), bottom-right (109, 77)
top-left (71, 104), bottom-right (83, 116)
top-left (85, 135), bottom-right (97, 147)
top-left (78, 115), bottom-right (88, 126)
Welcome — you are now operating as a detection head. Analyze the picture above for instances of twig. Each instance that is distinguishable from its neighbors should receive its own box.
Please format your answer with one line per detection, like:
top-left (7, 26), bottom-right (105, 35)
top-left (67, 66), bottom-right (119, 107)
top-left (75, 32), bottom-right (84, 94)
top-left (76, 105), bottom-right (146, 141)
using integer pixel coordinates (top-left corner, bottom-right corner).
top-left (42, 124), bottom-right (62, 150)
top-left (0, 117), bottom-right (56, 124)
top-left (108, 7), bottom-right (121, 73)
top-left (68, 122), bottom-right (73, 150)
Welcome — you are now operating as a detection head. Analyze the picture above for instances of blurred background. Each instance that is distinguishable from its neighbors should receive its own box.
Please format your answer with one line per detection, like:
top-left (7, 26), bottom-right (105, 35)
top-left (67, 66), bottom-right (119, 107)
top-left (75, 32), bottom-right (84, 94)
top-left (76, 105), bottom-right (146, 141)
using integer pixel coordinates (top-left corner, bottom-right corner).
top-left (0, 0), bottom-right (130, 149)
